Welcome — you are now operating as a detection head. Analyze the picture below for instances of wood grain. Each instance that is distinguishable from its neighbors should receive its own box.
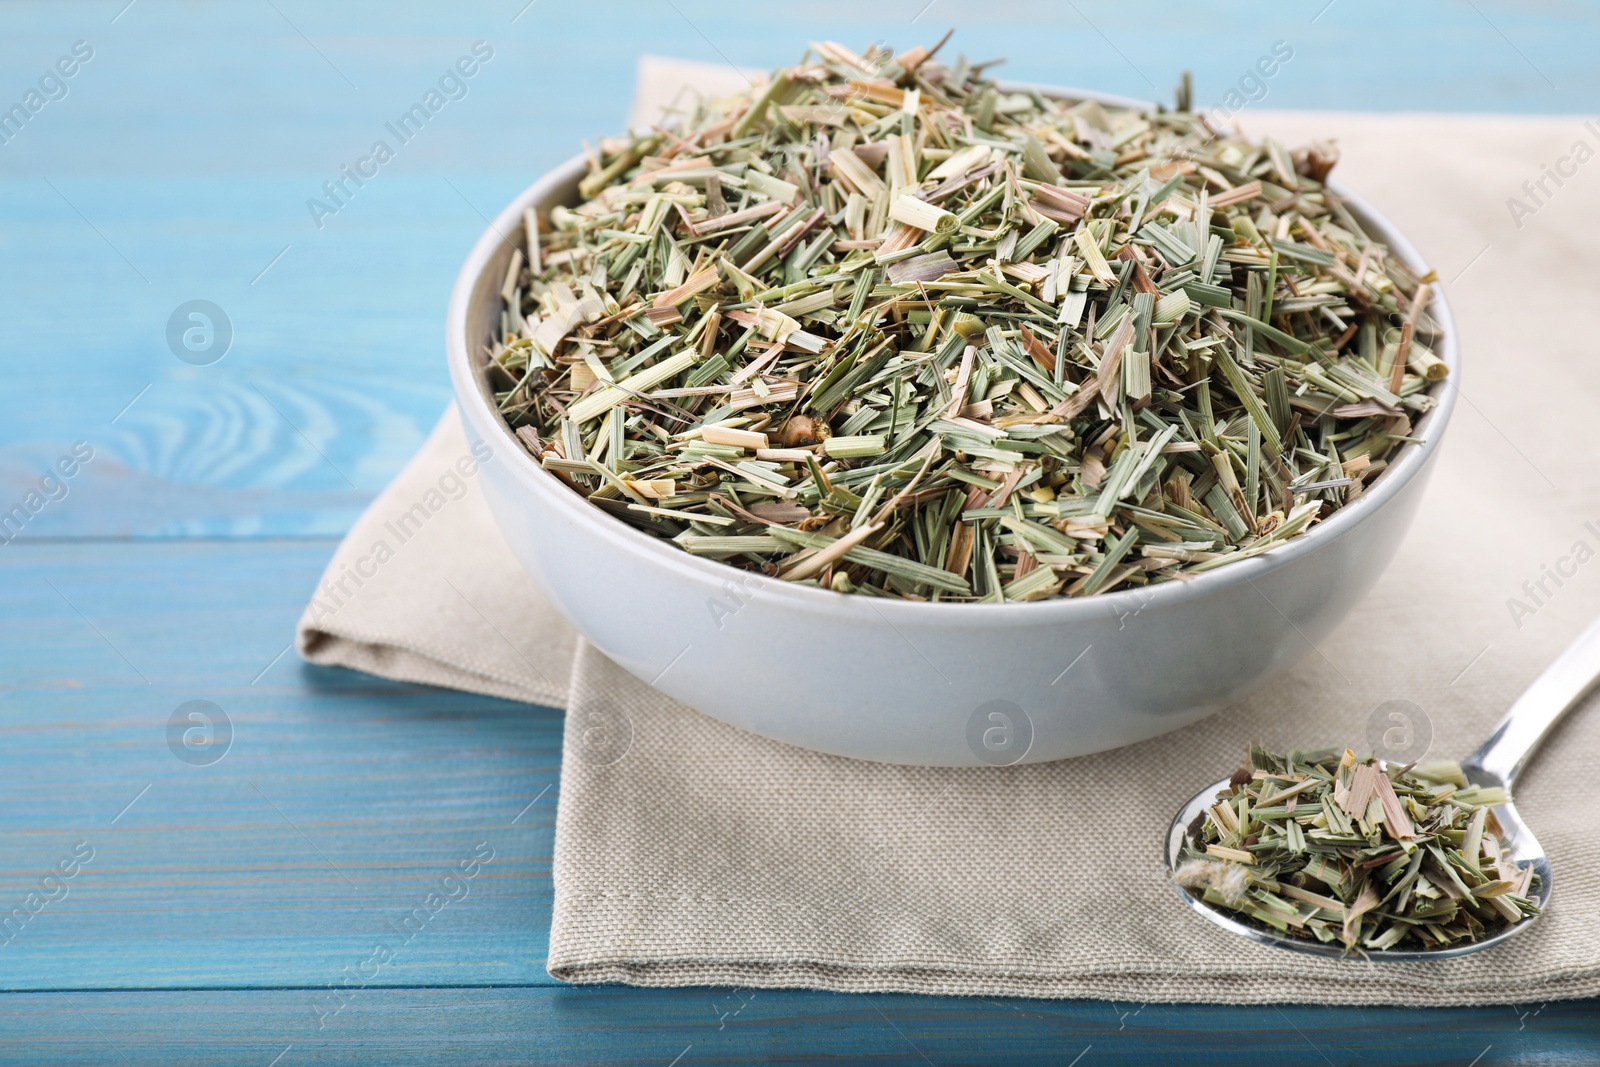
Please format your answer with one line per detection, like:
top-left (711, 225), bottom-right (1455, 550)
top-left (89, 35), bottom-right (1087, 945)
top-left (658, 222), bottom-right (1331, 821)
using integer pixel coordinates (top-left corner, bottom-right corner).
top-left (1, 987), bottom-right (1598, 1066)
top-left (0, 541), bottom-right (559, 990)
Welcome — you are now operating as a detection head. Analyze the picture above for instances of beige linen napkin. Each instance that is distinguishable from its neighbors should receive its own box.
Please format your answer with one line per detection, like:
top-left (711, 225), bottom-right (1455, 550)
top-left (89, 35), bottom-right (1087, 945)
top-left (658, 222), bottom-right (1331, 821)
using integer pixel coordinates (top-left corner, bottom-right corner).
top-left (298, 59), bottom-right (1600, 1004)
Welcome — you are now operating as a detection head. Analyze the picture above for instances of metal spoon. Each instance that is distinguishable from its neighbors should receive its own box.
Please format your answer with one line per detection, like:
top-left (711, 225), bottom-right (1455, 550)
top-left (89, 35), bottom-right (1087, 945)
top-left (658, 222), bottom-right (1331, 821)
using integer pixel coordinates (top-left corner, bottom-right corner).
top-left (1167, 616), bottom-right (1600, 960)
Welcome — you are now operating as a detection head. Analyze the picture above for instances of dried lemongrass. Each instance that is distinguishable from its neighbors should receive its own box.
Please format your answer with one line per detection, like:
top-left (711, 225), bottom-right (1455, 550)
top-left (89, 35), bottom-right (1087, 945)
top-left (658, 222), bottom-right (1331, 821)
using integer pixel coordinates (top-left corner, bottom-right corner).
top-left (1176, 746), bottom-right (1539, 952)
top-left (488, 37), bottom-right (1446, 602)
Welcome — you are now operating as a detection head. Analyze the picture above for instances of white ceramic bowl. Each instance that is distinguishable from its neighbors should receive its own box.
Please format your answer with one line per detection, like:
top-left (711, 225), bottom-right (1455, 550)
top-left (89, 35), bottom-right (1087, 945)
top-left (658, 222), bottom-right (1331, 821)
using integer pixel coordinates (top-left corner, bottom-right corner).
top-left (447, 87), bottom-right (1459, 765)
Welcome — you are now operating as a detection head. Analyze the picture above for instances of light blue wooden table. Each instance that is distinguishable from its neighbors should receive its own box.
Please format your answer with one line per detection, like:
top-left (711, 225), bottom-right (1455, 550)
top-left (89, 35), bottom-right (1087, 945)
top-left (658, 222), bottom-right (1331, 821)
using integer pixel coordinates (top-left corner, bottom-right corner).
top-left (4, 2), bottom-right (1600, 1062)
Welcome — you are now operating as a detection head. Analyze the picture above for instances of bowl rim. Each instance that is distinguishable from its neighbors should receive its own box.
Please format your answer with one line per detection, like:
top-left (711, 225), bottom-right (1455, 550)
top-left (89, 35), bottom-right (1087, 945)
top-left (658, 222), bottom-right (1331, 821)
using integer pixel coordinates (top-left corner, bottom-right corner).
top-left (447, 83), bottom-right (1460, 629)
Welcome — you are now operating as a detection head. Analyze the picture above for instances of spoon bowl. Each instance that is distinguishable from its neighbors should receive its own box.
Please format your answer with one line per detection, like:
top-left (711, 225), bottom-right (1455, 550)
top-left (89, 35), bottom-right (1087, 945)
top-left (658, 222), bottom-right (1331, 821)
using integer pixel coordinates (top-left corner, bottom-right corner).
top-left (1167, 616), bottom-right (1600, 960)
top-left (1166, 768), bottom-right (1553, 961)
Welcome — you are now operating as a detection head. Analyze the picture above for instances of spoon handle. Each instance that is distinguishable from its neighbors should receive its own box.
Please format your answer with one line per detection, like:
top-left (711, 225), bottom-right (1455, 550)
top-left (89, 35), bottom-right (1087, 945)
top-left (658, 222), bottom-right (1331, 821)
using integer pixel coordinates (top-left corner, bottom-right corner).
top-left (1465, 615), bottom-right (1600, 786)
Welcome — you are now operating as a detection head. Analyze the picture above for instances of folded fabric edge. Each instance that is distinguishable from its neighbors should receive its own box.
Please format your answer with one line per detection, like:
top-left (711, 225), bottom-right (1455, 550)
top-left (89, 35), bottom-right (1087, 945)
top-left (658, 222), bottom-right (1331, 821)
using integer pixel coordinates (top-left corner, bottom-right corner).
top-left (297, 624), bottom-right (567, 708)
top-left (547, 959), bottom-right (1600, 1006)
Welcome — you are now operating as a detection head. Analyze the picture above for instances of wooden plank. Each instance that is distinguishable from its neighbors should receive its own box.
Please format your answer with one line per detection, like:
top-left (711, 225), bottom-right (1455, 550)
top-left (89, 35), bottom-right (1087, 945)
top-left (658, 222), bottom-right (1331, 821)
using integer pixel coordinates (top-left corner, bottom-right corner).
top-left (0, 541), bottom-right (560, 990)
top-left (0, 987), bottom-right (1596, 1066)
